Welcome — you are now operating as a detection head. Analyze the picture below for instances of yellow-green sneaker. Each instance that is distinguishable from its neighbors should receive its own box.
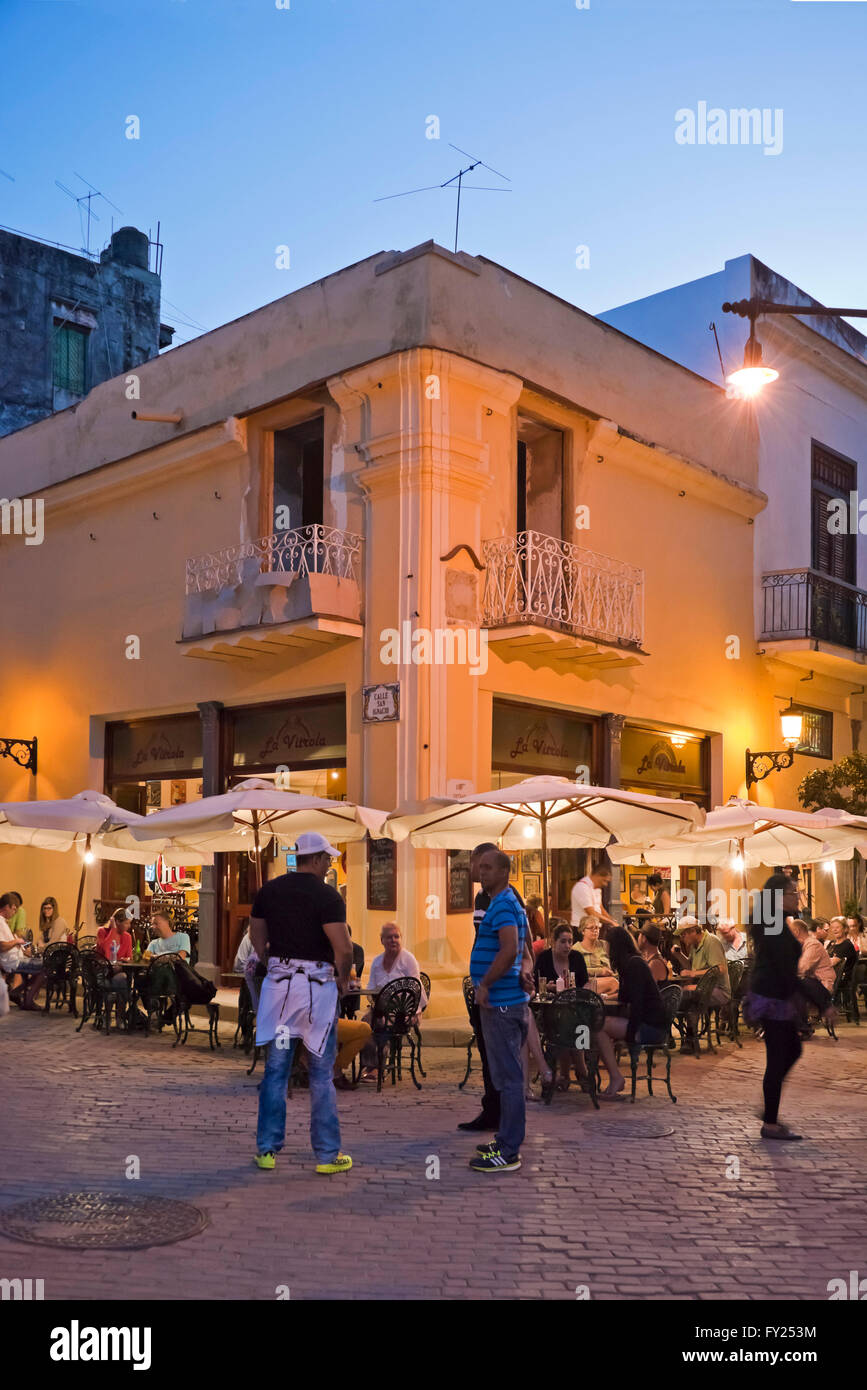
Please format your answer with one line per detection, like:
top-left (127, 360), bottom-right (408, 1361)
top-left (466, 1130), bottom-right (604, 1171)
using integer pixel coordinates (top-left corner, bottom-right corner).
top-left (315, 1153), bottom-right (353, 1175)
top-left (254, 1151), bottom-right (276, 1170)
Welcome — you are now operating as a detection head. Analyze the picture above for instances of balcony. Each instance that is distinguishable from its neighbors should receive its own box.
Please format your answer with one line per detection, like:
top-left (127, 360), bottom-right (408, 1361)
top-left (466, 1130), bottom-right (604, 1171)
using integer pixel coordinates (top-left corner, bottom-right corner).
top-left (181, 524), bottom-right (363, 662)
top-left (760, 568), bottom-right (867, 679)
top-left (482, 530), bottom-right (646, 669)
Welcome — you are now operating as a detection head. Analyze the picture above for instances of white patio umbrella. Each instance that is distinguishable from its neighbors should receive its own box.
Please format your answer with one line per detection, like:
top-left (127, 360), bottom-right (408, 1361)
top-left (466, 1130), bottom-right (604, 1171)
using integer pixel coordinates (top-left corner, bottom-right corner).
top-left (383, 776), bottom-right (705, 927)
top-left (129, 777), bottom-right (389, 889)
top-left (607, 798), bottom-right (867, 870)
top-left (0, 789), bottom-right (210, 932)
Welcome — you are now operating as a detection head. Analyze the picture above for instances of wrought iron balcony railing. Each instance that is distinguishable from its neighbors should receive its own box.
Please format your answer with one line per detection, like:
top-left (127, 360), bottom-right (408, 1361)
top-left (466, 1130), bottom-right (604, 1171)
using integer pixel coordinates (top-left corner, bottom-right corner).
top-left (761, 568), bottom-right (867, 653)
top-left (482, 530), bottom-right (644, 649)
top-left (185, 523), bottom-right (363, 596)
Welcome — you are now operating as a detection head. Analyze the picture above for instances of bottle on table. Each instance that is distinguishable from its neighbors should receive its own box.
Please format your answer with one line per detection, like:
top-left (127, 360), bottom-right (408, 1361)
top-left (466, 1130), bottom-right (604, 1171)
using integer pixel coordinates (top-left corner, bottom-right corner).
top-left (110, 940), bottom-right (118, 965)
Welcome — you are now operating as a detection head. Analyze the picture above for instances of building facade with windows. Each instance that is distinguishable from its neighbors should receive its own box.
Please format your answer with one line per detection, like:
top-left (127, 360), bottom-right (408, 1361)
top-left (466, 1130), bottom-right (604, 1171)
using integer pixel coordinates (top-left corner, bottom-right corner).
top-left (0, 226), bottom-right (173, 437)
top-left (0, 241), bottom-right (851, 1014)
top-left (601, 254), bottom-right (867, 910)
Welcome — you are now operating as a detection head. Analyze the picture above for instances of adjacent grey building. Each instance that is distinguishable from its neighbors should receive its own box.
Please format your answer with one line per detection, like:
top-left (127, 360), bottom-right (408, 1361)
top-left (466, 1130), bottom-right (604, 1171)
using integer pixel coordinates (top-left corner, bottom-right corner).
top-left (0, 225), bottom-right (173, 437)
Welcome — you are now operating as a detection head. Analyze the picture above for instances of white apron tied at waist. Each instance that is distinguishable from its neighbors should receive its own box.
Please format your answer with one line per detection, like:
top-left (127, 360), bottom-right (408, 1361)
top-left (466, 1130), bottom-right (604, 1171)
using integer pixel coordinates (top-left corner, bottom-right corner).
top-left (255, 957), bottom-right (338, 1057)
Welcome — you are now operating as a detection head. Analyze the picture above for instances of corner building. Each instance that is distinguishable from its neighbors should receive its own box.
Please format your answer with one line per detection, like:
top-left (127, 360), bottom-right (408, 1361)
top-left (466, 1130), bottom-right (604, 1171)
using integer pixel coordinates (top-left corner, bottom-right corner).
top-left (1, 241), bottom-right (842, 1017)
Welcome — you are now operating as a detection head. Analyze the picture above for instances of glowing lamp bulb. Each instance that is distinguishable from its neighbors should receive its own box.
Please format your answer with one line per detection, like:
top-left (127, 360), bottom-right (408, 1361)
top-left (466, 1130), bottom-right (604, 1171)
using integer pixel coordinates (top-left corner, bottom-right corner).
top-left (780, 712), bottom-right (803, 748)
top-left (523, 825), bottom-right (535, 839)
top-left (731, 853), bottom-right (744, 873)
top-left (83, 850), bottom-right (95, 865)
top-left (726, 334), bottom-right (778, 398)
top-left (669, 733), bottom-right (687, 749)
top-left (726, 365), bottom-right (779, 397)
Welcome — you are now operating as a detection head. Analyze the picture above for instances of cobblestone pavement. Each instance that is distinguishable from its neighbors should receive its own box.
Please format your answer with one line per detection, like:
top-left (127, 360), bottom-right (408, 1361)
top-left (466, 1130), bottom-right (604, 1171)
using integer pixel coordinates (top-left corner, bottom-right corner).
top-left (2, 1008), bottom-right (866, 1301)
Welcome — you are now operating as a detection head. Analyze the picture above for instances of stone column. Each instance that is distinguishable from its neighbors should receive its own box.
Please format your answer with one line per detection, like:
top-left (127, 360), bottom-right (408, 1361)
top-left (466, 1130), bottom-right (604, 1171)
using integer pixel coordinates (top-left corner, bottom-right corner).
top-left (601, 713), bottom-right (626, 920)
top-left (196, 700), bottom-right (223, 982)
top-left (328, 349), bottom-right (522, 980)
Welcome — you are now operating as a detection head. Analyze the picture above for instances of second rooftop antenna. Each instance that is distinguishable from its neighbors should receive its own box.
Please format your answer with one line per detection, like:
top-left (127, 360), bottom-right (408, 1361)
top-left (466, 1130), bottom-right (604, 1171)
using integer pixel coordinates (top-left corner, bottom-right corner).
top-left (375, 142), bottom-right (511, 254)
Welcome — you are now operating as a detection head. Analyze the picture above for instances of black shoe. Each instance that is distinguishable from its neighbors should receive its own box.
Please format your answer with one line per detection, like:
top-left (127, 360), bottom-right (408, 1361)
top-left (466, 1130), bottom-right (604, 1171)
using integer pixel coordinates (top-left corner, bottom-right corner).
top-left (457, 1114), bottom-right (499, 1132)
top-left (469, 1149), bottom-right (521, 1173)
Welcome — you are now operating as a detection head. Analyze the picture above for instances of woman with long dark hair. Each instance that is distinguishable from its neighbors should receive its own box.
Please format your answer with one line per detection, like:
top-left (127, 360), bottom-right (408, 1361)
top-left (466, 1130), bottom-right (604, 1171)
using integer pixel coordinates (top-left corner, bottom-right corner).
top-left (593, 926), bottom-right (667, 1100)
top-left (744, 873), bottom-right (831, 1140)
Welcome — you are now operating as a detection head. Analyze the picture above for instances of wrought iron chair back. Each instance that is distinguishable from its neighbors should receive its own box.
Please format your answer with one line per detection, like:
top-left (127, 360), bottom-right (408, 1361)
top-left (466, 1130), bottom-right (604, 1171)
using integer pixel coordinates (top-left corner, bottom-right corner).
top-left (370, 976), bottom-right (423, 1092)
top-left (459, 975), bottom-right (477, 1090)
top-left (75, 949), bottom-right (115, 1034)
top-left (42, 944), bottom-right (80, 1015)
top-left (413, 972), bottom-right (432, 1078)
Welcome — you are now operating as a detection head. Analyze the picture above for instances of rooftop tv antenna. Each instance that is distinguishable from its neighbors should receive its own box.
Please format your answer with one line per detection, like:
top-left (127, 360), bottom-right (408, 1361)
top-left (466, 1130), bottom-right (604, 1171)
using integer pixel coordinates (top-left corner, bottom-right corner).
top-left (55, 172), bottom-right (123, 256)
top-left (375, 143), bottom-right (511, 253)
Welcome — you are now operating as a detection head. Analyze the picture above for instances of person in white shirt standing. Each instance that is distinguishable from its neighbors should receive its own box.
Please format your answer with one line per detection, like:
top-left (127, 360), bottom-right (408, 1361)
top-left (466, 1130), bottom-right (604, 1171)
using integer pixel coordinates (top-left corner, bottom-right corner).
top-left (571, 862), bottom-right (618, 931)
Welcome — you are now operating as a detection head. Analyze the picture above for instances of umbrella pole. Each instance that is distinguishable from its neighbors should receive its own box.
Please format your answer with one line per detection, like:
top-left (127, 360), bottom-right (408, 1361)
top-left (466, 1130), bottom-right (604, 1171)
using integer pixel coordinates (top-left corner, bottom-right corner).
top-left (540, 811), bottom-right (550, 936)
top-left (74, 834), bottom-right (91, 934)
top-left (252, 811), bottom-right (263, 893)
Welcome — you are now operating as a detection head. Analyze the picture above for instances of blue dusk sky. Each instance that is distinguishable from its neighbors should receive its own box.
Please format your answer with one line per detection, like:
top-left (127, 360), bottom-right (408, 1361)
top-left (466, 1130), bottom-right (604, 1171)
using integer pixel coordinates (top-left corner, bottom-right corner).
top-left (1, 0), bottom-right (865, 345)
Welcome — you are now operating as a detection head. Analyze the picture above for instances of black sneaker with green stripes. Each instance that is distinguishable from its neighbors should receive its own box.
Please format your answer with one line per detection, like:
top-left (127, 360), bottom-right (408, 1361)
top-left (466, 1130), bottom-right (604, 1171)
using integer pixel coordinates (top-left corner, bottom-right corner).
top-left (468, 1148), bottom-right (521, 1173)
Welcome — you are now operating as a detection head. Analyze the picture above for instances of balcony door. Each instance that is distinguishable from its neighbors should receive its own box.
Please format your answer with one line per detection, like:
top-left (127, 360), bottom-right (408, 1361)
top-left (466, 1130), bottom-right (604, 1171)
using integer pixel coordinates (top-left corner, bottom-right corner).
top-left (811, 442), bottom-right (857, 647)
top-left (272, 416), bottom-right (324, 535)
top-left (517, 417), bottom-right (563, 539)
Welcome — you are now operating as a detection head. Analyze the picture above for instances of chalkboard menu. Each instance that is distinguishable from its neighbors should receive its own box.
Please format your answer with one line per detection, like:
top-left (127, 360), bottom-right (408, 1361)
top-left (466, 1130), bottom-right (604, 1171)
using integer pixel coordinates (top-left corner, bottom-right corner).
top-left (447, 850), bottom-right (473, 914)
top-left (367, 838), bottom-right (397, 911)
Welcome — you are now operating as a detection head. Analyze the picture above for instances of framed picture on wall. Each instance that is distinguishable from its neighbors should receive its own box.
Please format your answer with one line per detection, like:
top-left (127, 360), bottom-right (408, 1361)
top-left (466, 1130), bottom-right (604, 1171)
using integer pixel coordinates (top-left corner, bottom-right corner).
top-left (507, 852), bottom-right (520, 881)
top-left (521, 848), bottom-right (542, 874)
top-left (367, 838), bottom-right (397, 912)
top-left (523, 872), bottom-right (542, 900)
top-left (145, 781), bottom-right (161, 810)
top-left (628, 872), bottom-right (650, 906)
top-left (170, 780), bottom-right (187, 806)
top-left (447, 850), bottom-right (473, 913)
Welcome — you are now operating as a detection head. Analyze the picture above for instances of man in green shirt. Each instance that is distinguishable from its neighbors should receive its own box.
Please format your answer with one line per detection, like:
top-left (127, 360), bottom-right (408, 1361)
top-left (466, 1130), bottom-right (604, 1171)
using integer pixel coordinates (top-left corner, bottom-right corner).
top-left (677, 917), bottom-right (731, 1006)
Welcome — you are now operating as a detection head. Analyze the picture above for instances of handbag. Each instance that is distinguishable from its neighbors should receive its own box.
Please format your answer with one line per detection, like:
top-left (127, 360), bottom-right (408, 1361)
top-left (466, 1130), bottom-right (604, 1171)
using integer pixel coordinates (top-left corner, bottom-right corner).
top-left (173, 958), bottom-right (217, 1006)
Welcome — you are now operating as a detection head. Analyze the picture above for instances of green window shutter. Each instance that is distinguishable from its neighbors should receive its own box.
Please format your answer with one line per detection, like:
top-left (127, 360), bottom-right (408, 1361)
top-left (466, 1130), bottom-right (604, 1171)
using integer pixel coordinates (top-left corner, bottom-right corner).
top-left (53, 323), bottom-right (87, 394)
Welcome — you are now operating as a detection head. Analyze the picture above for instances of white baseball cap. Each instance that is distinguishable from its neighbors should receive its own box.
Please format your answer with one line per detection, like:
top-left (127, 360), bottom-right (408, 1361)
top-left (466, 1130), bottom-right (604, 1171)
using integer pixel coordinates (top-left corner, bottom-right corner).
top-left (294, 831), bottom-right (340, 858)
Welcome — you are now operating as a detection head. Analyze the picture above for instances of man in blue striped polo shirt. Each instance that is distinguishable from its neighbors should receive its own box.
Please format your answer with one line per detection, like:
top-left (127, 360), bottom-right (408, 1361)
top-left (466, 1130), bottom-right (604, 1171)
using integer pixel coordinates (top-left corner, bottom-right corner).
top-left (468, 848), bottom-right (530, 1173)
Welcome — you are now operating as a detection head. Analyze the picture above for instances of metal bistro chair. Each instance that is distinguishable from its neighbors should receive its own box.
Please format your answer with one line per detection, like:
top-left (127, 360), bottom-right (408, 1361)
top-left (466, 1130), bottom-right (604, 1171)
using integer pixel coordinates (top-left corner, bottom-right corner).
top-left (714, 959), bottom-right (746, 1048)
top-left (538, 987), bottom-right (605, 1110)
top-left (674, 966), bottom-right (720, 1056)
top-left (174, 995), bottom-right (221, 1051)
top-left (853, 959), bottom-right (867, 1024)
top-left (458, 975), bottom-right (478, 1089)
top-left (369, 976), bottom-right (423, 1092)
top-left (138, 958), bottom-right (184, 1043)
top-left (234, 977), bottom-right (256, 1053)
top-left (831, 956), bottom-right (857, 1023)
top-left (625, 983), bottom-right (682, 1104)
top-left (75, 950), bottom-right (122, 1035)
top-left (42, 944), bottom-right (80, 1017)
top-left (838, 957), bottom-right (863, 1025)
top-left (412, 971), bottom-right (432, 1079)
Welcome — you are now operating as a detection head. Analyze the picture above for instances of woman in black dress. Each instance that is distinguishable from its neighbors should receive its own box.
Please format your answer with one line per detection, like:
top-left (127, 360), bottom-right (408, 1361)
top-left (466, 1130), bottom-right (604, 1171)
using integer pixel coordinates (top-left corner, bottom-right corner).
top-left (744, 873), bottom-right (832, 1140)
top-left (594, 926), bottom-right (667, 1100)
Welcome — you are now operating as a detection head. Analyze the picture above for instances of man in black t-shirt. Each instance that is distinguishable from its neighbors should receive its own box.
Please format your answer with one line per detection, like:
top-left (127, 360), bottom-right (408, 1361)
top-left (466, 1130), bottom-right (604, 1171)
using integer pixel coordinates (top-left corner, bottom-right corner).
top-left (250, 832), bottom-right (354, 1176)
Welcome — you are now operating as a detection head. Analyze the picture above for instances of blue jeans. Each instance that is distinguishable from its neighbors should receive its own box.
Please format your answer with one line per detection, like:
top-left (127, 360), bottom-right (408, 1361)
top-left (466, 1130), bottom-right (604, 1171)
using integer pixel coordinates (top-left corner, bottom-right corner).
top-left (479, 1003), bottom-right (529, 1157)
top-left (256, 1019), bottom-right (341, 1163)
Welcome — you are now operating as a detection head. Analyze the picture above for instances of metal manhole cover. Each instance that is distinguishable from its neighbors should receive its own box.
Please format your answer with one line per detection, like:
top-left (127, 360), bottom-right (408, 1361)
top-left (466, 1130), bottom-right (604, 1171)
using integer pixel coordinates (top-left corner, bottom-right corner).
top-left (0, 1192), bottom-right (208, 1250)
top-left (596, 1122), bottom-right (675, 1139)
